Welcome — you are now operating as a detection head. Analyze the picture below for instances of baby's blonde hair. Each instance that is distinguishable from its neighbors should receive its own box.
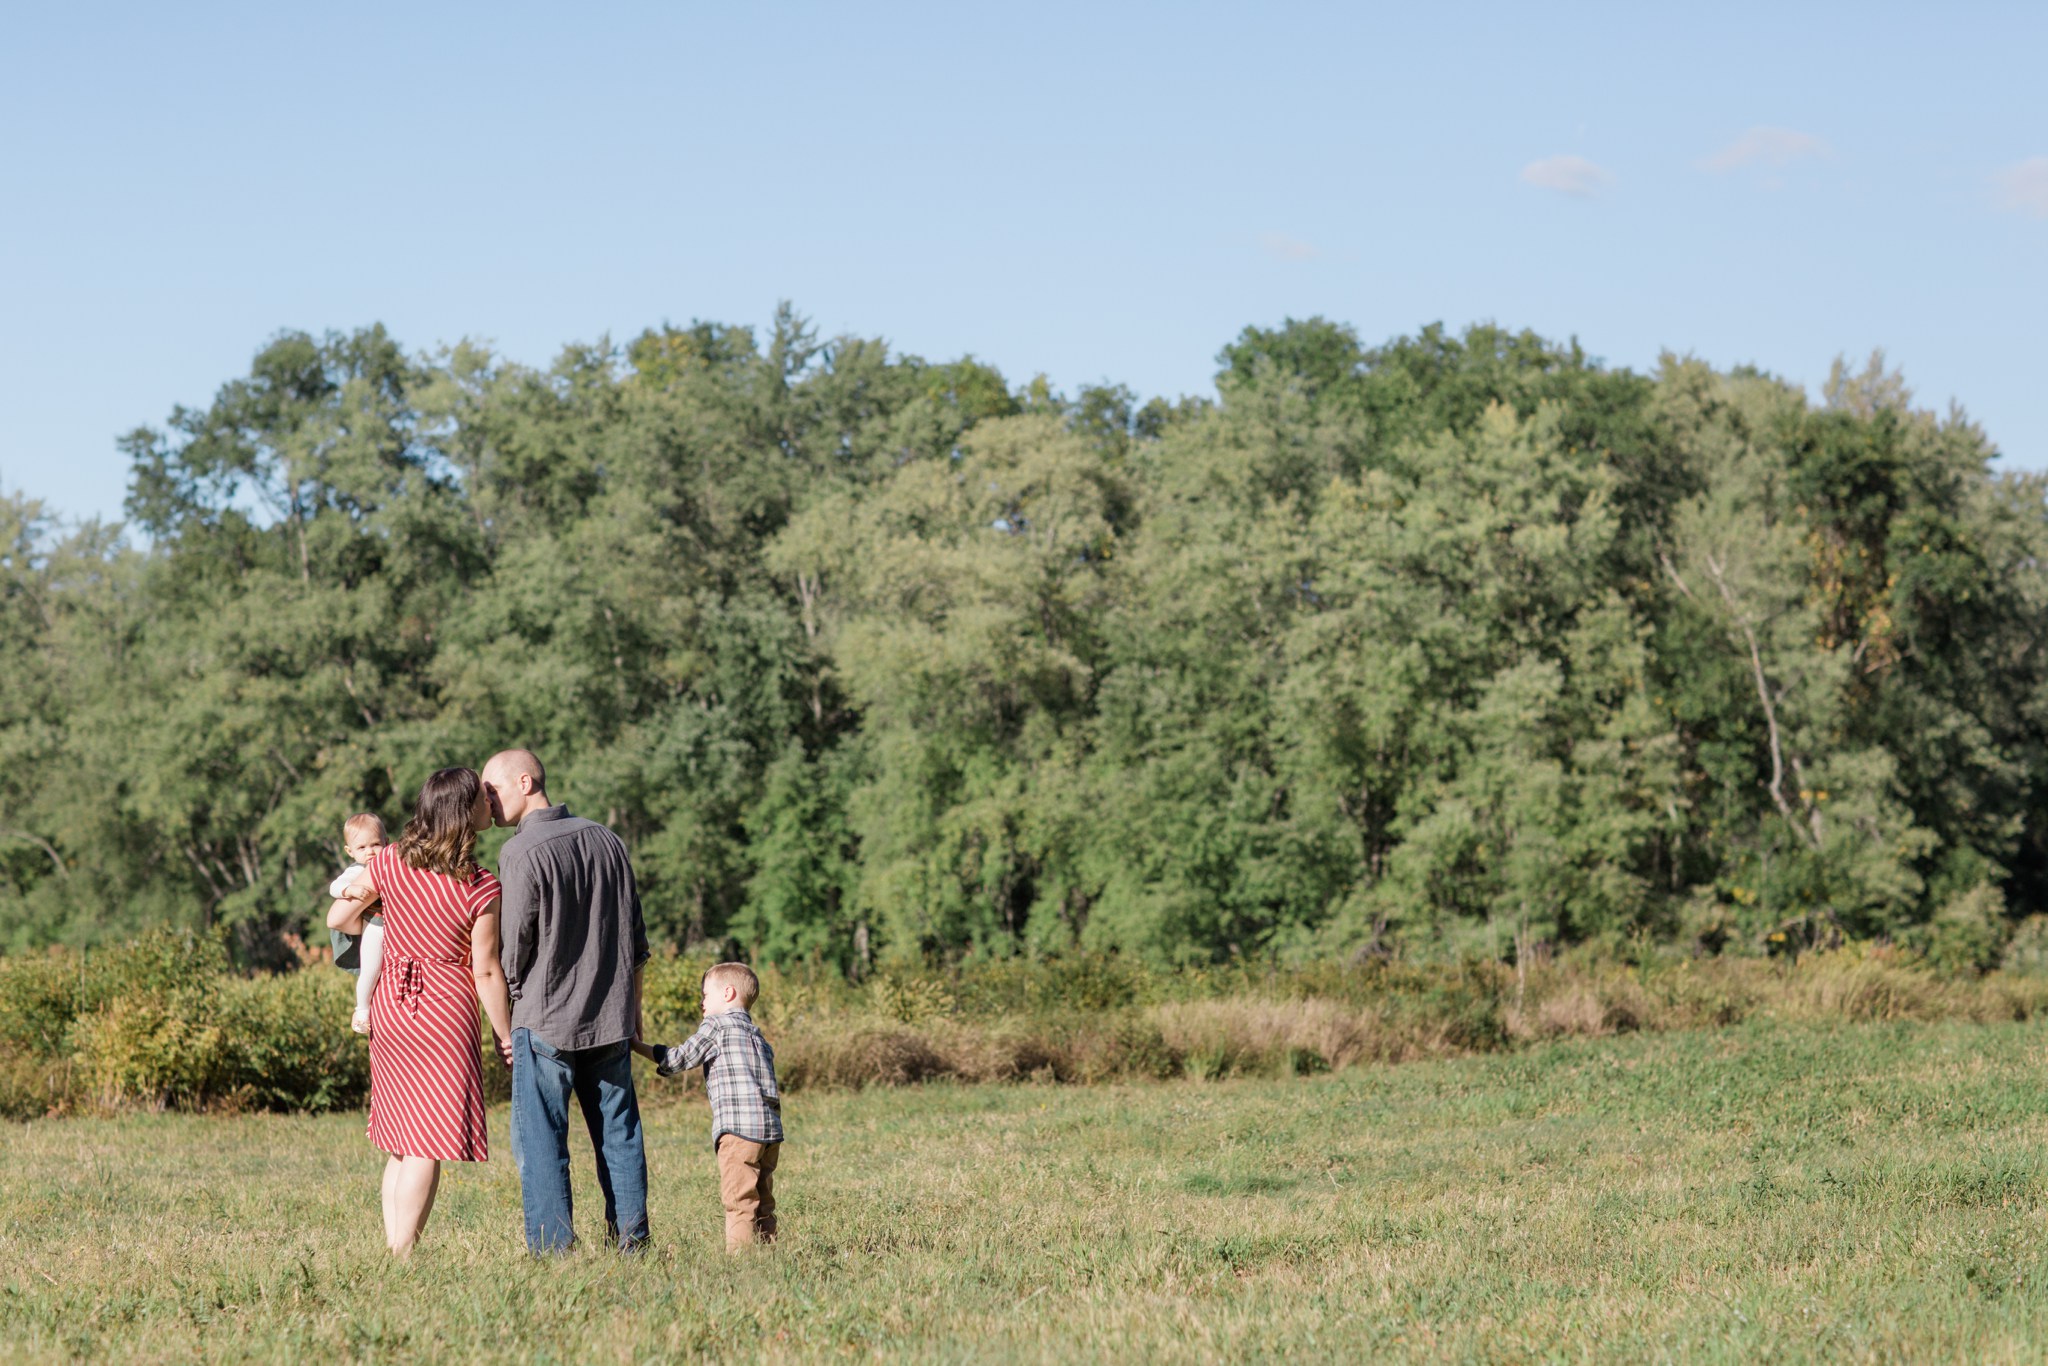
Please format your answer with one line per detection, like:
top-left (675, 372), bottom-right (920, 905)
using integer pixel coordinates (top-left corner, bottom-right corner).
top-left (703, 962), bottom-right (760, 1008)
top-left (343, 812), bottom-right (387, 845)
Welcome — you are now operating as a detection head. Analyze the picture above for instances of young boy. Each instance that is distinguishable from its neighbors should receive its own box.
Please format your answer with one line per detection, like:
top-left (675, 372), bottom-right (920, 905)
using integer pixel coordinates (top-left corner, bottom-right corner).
top-left (327, 813), bottom-right (387, 1035)
top-left (635, 962), bottom-right (785, 1249)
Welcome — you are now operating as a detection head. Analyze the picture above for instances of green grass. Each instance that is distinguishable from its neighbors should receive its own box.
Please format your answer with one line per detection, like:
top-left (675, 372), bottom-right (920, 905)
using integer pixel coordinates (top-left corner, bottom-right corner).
top-left (9, 1020), bottom-right (2048, 1362)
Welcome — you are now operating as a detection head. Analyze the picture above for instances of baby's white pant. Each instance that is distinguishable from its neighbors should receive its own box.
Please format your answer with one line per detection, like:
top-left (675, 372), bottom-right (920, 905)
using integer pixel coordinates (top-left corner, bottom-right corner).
top-left (355, 917), bottom-right (385, 1013)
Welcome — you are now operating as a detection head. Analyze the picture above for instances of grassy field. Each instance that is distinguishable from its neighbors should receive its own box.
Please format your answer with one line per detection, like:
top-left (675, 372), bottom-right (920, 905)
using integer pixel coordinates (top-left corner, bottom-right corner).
top-left (9, 1020), bottom-right (2048, 1363)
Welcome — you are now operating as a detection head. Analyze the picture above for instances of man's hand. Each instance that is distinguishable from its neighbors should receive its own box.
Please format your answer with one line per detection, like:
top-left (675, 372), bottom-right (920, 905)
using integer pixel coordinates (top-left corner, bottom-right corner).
top-left (494, 1033), bottom-right (513, 1068)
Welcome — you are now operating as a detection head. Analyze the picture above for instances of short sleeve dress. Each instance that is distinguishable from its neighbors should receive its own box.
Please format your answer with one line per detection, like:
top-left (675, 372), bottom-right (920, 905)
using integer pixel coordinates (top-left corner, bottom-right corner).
top-left (365, 847), bottom-right (502, 1162)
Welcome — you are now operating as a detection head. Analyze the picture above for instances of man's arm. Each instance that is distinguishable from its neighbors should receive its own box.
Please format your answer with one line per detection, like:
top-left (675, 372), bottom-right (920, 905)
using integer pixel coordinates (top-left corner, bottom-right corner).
top-left (614, 830), bottom-right (648, 1043)
top-left (498, 845), bottom-right (536, 1002)
top-left (470, 899), bottom-right (515, 1067)
top-left (620, 833), bottom-right (649, 968)
top-left (631, 962), bottom-right (644, 1045)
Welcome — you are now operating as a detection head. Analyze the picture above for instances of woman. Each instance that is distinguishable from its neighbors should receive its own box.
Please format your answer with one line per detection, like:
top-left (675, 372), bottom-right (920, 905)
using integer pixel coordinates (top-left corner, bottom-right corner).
top-left (329, 767), bottom-right (513, 1256)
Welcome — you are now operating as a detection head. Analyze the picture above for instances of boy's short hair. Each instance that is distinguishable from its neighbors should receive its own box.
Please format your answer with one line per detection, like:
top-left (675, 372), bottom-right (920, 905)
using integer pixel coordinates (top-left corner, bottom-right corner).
top-left (343, 812), bottom-right (387, 844)
top-left (704, 962), bottom-right (760, 1008)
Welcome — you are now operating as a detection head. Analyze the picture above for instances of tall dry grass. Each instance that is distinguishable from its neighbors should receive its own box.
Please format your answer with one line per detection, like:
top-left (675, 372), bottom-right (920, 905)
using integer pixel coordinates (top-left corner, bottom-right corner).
top-left (788, 945), bottom-right (2048, 1089)
top-left (680, 945), bottom-right (2048, 1095)
top-left (13, 931), bottom-right (2048, 1116)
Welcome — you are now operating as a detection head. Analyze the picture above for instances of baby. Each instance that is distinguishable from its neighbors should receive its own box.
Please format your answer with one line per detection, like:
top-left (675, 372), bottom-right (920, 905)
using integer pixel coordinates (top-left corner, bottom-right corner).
top-left (634, 962), bottom-right (785, 1250)
top-left (327, 813), bottom-right (386, 1035)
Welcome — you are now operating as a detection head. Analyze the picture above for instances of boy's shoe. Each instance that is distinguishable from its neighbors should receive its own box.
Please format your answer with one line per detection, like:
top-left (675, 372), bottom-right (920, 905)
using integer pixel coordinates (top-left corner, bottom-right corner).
top-left (351, 1007), bottom-right (371, 1037)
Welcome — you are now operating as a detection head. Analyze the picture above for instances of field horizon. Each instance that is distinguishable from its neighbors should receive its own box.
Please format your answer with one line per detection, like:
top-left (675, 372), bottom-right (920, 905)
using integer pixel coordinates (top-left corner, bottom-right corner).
top-left (10, 1017), bottom-right (2048, 1362)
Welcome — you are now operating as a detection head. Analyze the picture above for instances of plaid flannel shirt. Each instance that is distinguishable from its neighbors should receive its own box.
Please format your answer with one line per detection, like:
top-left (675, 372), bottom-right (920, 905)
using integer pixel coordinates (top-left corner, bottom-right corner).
top-left (660, 1009), bottom-right (784, 1150)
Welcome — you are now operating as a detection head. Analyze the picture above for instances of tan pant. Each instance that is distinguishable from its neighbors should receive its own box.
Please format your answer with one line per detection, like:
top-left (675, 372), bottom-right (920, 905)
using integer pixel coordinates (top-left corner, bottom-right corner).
top-left (716, 1135), bottom-right (780, 1250)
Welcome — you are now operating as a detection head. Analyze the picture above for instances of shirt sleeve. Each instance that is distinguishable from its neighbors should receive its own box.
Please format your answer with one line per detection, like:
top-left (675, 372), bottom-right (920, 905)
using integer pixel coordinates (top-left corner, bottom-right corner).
top-left (612, 830), bottom-right (650, 968)
top-left (498, 847), bottom-right (536, 1002)
top-left (598, 827), bottom-right (647, 966)
top-left (672, 1015), bottom-right (720, 1072)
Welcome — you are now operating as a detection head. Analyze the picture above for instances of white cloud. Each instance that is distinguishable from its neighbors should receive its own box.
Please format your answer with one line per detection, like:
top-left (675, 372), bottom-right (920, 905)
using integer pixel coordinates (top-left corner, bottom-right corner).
top-left (1518, 155), bottom-right (1613, 198)
top-left (1258, 231), bottom-right (1319, 262)
top-left (1702, 126), bottom-right (1830, 173)
top-left (1994, 157), bottom-right (2048, 219)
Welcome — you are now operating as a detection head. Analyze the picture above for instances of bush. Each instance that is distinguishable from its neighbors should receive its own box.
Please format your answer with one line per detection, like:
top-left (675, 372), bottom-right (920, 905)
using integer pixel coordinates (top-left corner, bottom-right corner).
top-left (1906, 885), bottom-right (2010, 977)
top-left (0, 1045), bottom-right (71, 1119)
top-left (869, 973), bottom-right (957, 1025)
top-left (0, 928), bottom-right (232, 1063)
top-left (71, 988), bottom-right (235, 1110)
top-left (0, 929), bottom-right (377, 1117)
top-left (777, 1025), bottom-right (951, 1090)
top-left (640, 951), bottom-right (719, 1040)
top-left (0, 949), bottom-right (85, 1059)
top-left (214, 971), bottom-right (370, 1111)
top-left (69, 970), bottom-right (371, 1113)
top-left (2001, 916), bottom-right (2048, 977)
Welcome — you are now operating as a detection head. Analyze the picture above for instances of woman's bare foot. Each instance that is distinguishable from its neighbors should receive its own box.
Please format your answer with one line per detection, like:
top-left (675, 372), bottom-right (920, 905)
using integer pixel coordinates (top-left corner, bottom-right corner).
top-left (352, 1007), bottom-right (372, 1036)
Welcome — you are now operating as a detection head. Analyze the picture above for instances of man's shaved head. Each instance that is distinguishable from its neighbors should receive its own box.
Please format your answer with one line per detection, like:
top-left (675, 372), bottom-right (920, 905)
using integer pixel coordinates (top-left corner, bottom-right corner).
top-left (481, 749), bottom-right (550, 828)
top-left (485, 748), bottom-right (547, 793)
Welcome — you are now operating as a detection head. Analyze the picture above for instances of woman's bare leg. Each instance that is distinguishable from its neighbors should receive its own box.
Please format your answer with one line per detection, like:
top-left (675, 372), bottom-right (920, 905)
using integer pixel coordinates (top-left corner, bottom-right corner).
top-left (381, 1154), bottom-right (402, 1238)
top-left (382, 1154), bottom-right (442, 1256)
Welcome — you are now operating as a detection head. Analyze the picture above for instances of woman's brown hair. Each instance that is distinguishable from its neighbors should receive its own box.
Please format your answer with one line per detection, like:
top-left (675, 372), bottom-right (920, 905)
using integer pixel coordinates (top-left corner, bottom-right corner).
top-left (395, 767), bottom-right (482, 880)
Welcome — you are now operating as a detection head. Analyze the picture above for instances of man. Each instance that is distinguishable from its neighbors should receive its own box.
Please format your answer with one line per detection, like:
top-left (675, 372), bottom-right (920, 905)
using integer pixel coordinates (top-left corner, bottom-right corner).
top-left (481, 747), bottom-right (651, 1254)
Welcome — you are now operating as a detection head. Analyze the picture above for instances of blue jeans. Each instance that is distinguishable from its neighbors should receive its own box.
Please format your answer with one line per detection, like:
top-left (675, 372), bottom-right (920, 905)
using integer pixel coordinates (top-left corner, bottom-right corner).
top-left (509, 1029), bottom-right (649, 1254)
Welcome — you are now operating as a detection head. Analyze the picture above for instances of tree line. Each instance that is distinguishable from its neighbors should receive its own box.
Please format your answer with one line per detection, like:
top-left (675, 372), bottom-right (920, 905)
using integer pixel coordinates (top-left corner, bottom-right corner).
top-left (4, 308), bottom-right (2044, 971)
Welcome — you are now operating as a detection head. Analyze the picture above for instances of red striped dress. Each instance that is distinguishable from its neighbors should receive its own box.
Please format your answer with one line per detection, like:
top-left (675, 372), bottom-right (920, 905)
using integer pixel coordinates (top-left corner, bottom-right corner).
top-left (365, 847), bottom-right (500, 1162)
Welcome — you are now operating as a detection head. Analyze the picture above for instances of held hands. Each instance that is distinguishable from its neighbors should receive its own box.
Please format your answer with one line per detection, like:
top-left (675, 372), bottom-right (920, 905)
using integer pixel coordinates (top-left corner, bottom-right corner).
top-left (493, 1032), bottom-right (513, 1068)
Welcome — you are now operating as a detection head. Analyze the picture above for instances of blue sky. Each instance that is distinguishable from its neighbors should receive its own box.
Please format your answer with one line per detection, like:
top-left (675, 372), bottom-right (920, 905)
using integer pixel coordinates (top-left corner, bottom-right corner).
top-left (4, 1), bottom-right (2043, 525)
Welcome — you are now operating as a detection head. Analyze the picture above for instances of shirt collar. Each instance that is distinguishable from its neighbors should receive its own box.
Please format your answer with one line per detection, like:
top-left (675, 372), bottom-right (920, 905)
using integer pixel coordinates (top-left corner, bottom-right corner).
top-left (518, 804), bottom-right (571, 827)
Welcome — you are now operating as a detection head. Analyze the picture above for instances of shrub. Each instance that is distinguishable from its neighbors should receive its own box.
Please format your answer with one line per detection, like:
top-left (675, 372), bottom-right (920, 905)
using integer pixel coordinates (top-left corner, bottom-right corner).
top-left (1403, 961), bottom-right (1509, 1052)
top-left (2001, 916), bottom-right (2048, 977)
top-left (640, 951), bottom-right (719, 1040)
top-left (948, 953), bottom-right (1154, 1017)
top-left (869, 973), bottom-right (957, 1025)
top-left (0, 1046), bottom-right (71, 1119)
top-left (213, 971), bottom-right (369, 1111)
top-left (1108, 1017), bottom-right (1181, 1081)
top-left (1906, 885), bottom-right (2010, 977)
top-left (0, 949), bottom-right (86, 1059)
top-left (777, 1025), bottom-right (951, 1089)
top-left (71, 989), bottom-right (235, 1110)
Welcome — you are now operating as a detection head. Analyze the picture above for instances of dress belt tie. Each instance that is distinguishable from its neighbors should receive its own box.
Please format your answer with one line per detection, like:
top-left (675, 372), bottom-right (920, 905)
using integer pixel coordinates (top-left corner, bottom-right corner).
top-left (395, 956), bottom-right (427, 1017)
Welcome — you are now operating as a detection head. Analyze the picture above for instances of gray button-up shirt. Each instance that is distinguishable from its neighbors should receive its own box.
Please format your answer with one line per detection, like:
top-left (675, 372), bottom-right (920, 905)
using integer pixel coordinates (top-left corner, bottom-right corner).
top-left (497, 805), bottom-right (650, 1051)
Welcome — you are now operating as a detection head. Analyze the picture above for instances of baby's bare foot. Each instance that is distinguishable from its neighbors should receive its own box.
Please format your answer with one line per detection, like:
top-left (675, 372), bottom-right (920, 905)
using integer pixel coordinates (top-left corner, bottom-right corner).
top-left (351, 1007), bottom-right (371, 1036)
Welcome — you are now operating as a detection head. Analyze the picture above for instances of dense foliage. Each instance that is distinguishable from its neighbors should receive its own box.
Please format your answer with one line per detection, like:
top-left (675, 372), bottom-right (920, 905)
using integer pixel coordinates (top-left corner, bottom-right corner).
top-left (4, 311), bottom-right (2044, 968)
